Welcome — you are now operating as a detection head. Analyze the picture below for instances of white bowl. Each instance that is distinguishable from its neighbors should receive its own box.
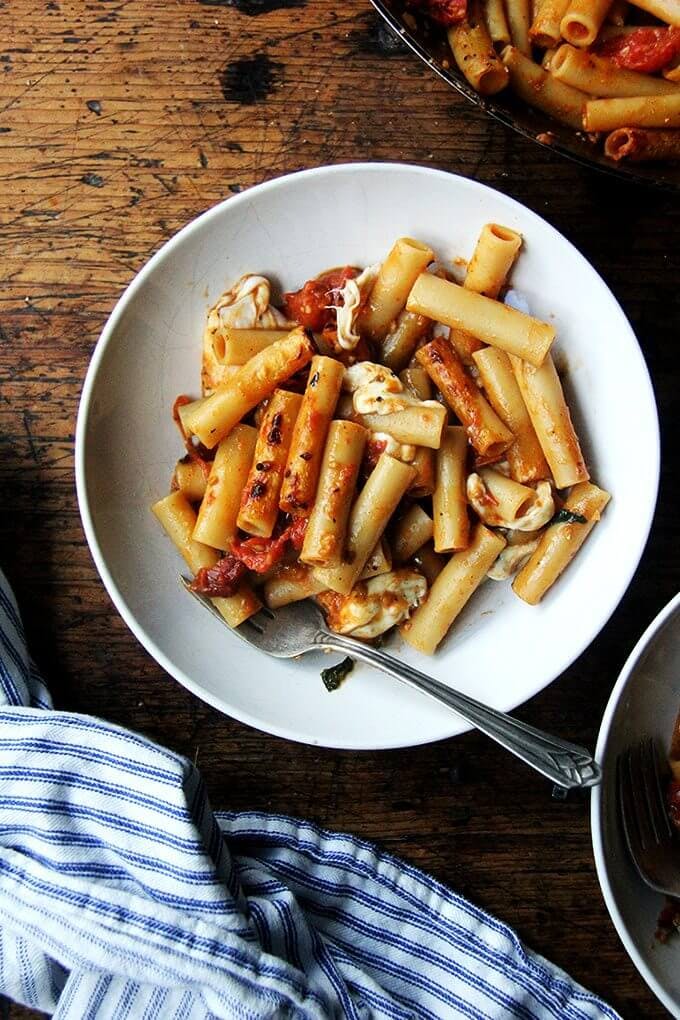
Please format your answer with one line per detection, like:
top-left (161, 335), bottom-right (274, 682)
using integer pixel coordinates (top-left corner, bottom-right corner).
top-left (592, 594), bottom-right (680, 1018)
top-left (75, 163), bottom-right (659, 749)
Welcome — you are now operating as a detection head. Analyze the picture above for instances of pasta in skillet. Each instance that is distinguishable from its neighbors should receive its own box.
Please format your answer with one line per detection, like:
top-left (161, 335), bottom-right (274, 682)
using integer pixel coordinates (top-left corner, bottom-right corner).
top-left (405, 0), bottom-right (680, 163)
top-left (153, 228), bottom-right (610, 660)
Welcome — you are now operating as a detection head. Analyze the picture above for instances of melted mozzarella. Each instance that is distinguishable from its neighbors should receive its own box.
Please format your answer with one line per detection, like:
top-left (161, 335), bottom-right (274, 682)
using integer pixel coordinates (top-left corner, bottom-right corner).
top-left (343, 361), bottom-right (439, 417)
top-left (487, 538), bottom-right (540, 581)
top-left (207, 275), bottom-right (291, 332)
top-left (466, 475), bottom-right (554, 532)
top-left (334, 264), bottom-right (381, 350)
top-left (371, 432), bottom-right (416, 463)
top-left (329, 570), bottom-right (427, 640)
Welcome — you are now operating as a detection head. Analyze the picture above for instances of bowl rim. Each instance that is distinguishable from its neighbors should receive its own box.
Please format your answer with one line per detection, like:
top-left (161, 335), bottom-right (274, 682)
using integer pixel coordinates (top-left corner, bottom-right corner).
top-left (75, 161), bottom-right (661, 747)
top-left (591, 590), bottom-right (680, 1019)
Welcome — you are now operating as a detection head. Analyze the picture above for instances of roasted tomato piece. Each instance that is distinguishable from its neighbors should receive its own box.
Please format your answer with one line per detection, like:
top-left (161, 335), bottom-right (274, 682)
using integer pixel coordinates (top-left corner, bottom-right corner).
top-left (286, 515), bottom-right (308, 551)
top-left (190, 555), bottom-right (247, 597)
top-left (231, 517), bottom-right (308, 573)
top-left (282, 267), bottom-right (358, 332)
top-left (407, 0), bottom-right (467, 26)
top-left (599, 27), bottom-right (680, 73)
top-left (231, 533), bottom-right (289, 574)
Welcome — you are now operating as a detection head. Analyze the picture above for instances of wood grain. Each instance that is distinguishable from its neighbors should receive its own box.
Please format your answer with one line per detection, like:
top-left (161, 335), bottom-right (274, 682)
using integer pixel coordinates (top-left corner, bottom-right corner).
top-left (1, 1), bottom-right (678, 1017)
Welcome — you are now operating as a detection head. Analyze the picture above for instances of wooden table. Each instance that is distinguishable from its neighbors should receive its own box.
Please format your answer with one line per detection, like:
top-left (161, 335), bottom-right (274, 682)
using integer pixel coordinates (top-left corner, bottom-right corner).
top-left (1, 2), bottom-right (677, 1017)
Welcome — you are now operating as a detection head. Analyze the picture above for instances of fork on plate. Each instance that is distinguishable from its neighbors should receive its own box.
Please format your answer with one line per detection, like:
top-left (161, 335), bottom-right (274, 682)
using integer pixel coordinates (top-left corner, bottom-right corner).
top-left (182, 578), bottom-right (601, 792)
top-left (618, 738), bottom-right (680, 897)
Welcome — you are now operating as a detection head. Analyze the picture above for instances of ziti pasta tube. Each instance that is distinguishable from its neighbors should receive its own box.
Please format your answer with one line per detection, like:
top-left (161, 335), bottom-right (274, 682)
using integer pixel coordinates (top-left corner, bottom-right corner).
top-left (193, 424), bottom-right (257, 549)
top-left (411, 543), bottom-right (446, 585)
top-left (510, 354), bottom-right (589, 489)
top-left (584, 94), bottom-right (680, 131)
top-left (407, 272), bottom-right (556, 367)
top-left (449, 328), bottom-right (483, 366)
top-left (264, 563), bottom-right (326, 609)
top-left (392, 505), bottom-right (435, 563)
top-left (362, 403), bottom-right (447, 449)
top-left (202, 334), bottom-right (238, 396)
top-left (551, 44), bottom-right (680, 97)
top-left (433, 426), bottom-right (470, 553)
top-left (465, 223), bottom-right (523, 300)
top-left (313, 453), bottom-right (416, 595)
top-left (604, 127), bottom-right (680, 161)
top-left (237, 389), bottom-right (302, 538)
top-left (183, 327), bottom-right (314, 449)
top-left (474, 467), bottom-right (537, 522)
top-left (513, 482), bottom-right (610, 604)
top-left (560, 0), bottom-right (614, 47)
top-left (449, 222), bottom-right (523, 364)
top-left (176, 397), bottom-right (207, 437)
top-left (626, 0), bottom-right (680, 24)
top-left (210, 588), bottom-right (263, 629)
top-left (358, 238), bottom-right (434, 343)
top-left (151, 491), bottom-right (260, 626)
top-left (299, 420), bottom-right (367, 567)
top-left (212, 328), bottom-right (289, 366)
top-left (360, 538), bottom-right (393, 579)
top-left (530, 0), bottom-right (570, 47)
top-left (416, 338), bottom-right (513, 458)
top-left (399, 366), bottom-right (433, 402)
top-left (448, 3), bottom-right (510, 94)
top-left (279, 355), bottom-right (344, 514)
top-left (482, 0), bottom-right (511, 45)
top-left (472, 346), bottom-right (549, 483)
top-left (506, 0), bottom-right (532, 55)
top-left (380, 310), bottom-right (431, 372)
top-left (501, 45), bottom-right (587, 131)
top-left (409, 447), bottom-right (436, 497)
top-left (153, 491), bottom-right (220, 574)
top-left (401, 524), bottom-right (506, 654)
top-left (173, 457), bottom-right (209, 502)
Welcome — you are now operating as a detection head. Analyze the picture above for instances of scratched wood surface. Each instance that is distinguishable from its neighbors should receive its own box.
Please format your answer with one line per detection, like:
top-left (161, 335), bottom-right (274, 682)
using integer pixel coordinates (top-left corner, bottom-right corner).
top-left (1, 1), bottom-right (678, 1017)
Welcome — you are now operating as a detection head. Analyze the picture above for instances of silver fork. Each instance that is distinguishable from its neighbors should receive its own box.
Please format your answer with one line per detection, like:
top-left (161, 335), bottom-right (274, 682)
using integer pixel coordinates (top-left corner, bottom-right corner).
top-left (617, 738), bottom-right (680, 897)
top-left (182, 580), bottom-right (601, 790)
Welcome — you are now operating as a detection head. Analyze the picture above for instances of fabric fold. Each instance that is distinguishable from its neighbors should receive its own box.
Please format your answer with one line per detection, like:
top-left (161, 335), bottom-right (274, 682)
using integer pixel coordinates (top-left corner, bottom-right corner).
top-left (0, 569), bottom-right (620, 1020)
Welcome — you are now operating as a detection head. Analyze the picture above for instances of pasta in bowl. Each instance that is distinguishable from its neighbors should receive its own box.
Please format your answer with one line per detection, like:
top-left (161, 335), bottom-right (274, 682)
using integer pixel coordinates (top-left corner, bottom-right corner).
top-left (152, 229), bottom-right (611, 657)
top-left (76, 164), bottom-right (659, 748)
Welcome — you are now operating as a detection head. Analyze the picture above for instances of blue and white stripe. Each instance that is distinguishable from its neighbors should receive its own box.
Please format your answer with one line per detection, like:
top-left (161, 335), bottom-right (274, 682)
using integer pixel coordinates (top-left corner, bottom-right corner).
top-left (0, 568), bottom-right (620, 1019)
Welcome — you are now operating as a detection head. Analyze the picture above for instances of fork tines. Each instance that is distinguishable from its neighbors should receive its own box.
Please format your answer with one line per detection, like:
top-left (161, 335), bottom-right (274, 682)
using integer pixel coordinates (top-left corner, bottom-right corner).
top-left (618, 737), bottom-right (673, 855)
top-left (243, 607), bottom-right (275, 635)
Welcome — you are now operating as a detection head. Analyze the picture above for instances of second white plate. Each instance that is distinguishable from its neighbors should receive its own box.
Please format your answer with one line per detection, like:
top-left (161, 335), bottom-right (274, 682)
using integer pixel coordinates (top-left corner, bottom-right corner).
top-left (592, 594), bottom-right (680, 1018)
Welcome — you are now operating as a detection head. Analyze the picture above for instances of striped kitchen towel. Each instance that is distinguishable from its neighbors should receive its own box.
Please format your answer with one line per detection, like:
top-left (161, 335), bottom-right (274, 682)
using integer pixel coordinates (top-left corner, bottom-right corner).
top-left (0, 568), bottom-right (620, 1020)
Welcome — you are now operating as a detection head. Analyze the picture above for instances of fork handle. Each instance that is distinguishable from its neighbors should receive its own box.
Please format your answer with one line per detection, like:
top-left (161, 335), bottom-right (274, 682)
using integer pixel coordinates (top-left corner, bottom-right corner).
top-left (314, 632), bottom-right (601, 790)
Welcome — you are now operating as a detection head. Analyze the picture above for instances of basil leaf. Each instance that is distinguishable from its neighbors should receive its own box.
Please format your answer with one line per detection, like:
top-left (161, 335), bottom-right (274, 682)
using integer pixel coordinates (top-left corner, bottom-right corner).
top-left (321, 656), bottom-right (354, 692)
top-left (551, 509), bottom-right (587, 526)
